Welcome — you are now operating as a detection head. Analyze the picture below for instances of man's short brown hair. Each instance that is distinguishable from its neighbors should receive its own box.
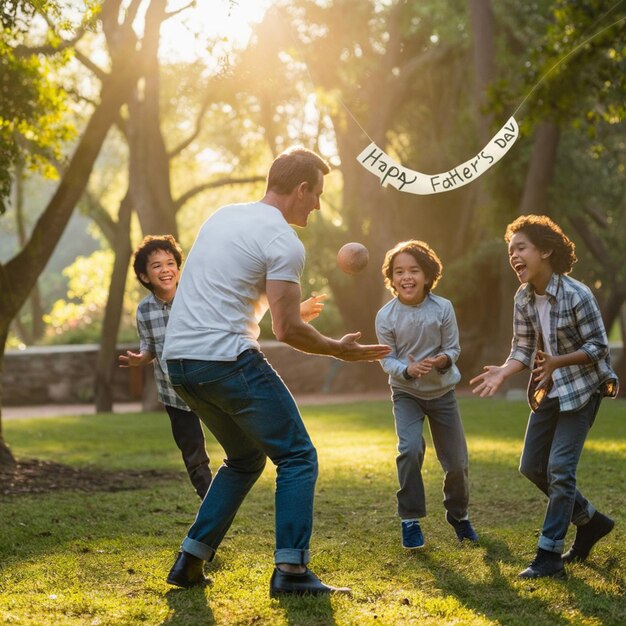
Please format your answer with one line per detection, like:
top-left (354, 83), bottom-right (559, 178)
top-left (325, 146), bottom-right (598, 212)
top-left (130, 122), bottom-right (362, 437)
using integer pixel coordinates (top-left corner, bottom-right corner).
top-left (266, 147), bottom-right (330, 195)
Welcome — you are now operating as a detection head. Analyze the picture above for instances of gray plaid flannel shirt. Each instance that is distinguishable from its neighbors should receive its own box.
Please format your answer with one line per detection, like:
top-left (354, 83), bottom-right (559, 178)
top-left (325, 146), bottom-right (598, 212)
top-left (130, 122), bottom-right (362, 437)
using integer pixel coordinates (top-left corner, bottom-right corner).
top-left (137, 293), bottom-right (189, 410)
top-left (507, 273), bottom-right (618, 412)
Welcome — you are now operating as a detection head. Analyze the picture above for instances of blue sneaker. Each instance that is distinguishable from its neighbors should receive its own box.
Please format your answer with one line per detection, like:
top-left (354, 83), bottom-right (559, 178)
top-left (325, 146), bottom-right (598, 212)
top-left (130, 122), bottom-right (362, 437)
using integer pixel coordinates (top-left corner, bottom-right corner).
top-left (446, 512), bottom-right (479, 542)
top-left (401, 520), bottom-right (425, 549)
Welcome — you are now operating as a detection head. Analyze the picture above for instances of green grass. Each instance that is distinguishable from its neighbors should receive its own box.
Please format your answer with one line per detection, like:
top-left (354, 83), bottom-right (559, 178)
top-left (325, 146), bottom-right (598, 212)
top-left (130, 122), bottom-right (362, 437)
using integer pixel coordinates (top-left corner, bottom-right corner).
top-left (1, 398), bottom-right (624, 625)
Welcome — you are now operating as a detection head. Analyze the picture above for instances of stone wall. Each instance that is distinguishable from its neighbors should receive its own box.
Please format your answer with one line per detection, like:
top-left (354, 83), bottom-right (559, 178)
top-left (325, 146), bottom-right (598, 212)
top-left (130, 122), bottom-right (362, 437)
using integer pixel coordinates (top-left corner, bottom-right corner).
top-left (4, 341), bottom-right (621, 406)
top-left (2, 341), bottom-right (389, 406)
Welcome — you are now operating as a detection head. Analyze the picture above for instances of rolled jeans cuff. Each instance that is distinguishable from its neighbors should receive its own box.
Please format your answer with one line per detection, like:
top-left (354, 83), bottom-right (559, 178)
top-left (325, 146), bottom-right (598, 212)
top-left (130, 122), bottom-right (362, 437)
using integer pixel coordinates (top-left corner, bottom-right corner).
top-left (572, 501), bottom-right (596, 527)
top-left (274, 548), bottom-right (310, 566)
top-left (182, 537), bottom-right (216, 562)
top-left (537, 534), bottom-right (564, 554)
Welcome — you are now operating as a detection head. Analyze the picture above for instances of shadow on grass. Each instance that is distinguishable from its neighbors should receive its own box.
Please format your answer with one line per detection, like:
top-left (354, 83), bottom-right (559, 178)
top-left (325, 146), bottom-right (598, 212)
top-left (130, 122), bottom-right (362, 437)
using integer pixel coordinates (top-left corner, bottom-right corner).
top-left (272, 593), bottom-right (336, 626)
top-left (415, 535), bottom-right (623, 626)
top-left (162, 586), bottom-right (215, 626)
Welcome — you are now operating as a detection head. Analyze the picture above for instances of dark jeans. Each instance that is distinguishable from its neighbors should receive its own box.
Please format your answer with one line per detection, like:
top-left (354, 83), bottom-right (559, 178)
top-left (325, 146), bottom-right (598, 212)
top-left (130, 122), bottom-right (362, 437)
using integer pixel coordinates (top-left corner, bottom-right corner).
top-left (519, 393), bottom-right (601, 553)
top-left (166, 349), bottom-right (318, 566)
top-left (164, 405), bottom-right (212, 499)
top-left (392, 389), bottom-right (470, 520)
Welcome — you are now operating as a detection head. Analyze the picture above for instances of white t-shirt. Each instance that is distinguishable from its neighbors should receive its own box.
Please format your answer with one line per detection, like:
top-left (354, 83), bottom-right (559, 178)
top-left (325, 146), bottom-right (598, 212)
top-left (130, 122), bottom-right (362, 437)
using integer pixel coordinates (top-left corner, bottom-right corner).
top-left (534, 293), bottom-right (552, 356)
top-left (162, 201), bottom-right (305, 361)
top-left (534, 292), bottom-right (558, 397)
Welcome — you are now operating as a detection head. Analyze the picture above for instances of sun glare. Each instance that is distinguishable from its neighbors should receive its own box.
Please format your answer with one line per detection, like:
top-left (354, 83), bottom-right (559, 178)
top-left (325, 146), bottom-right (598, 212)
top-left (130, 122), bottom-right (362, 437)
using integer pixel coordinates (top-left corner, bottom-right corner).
top-left (159, 0), bottom-right (273, 63)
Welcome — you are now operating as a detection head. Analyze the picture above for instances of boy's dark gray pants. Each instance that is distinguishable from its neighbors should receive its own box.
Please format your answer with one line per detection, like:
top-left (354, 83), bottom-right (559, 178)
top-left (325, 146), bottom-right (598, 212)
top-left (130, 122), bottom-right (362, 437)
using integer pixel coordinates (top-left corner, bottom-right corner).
top-left (165, 404), bottom-right (212, 499)
top-left (391, 389), bottom-right (470, 520)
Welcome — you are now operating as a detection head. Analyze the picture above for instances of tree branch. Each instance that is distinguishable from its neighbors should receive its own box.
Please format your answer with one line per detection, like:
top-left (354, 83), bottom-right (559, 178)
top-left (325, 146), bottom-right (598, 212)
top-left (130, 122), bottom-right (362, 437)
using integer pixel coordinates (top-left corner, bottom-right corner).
top-left (174, 175), bottom-right (266, 213)
top-left (168, 91), bottom-right (214, 158)
top-left (568, 213), bottom-right (614, 269)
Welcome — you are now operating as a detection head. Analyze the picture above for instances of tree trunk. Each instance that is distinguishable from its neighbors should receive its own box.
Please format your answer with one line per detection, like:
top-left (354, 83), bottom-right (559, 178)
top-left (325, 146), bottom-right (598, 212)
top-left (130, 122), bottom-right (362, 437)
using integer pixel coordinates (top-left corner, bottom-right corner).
top-left (0, 3), bottom-right (141, 442)
top-left (456, 0), bottom-right (497, 261)
top-left (519, 121), bottom-right (560, 215)
top-left (14, 167), bottom-right (44, 342)
top-left (616, 305), bottom-right (626, 398)
top-left (0, 328), bottom-right (16, 468)
top-left (94, 195), bottom-right (132, 412)
top-left (0, 60), bottom-right (140, 334)
top-left (129, 0), bottom-right (178, 238)
top-left (469, 0), bottom-right (496, 144)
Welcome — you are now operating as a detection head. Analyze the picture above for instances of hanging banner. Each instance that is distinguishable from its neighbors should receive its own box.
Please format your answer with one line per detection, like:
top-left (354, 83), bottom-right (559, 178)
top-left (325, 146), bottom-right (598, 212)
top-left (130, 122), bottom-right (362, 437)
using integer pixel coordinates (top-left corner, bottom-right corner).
top-left (357, 116), bottom-right (519, 195)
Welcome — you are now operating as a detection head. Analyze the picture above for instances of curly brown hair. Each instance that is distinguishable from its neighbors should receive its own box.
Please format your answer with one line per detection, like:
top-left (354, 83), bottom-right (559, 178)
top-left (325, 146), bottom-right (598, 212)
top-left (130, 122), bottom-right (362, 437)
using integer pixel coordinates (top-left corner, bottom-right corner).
top-left (382, 240), bottom-right (443, 296)
top-left (504, 215), bottom-right (577, 274)
top-left (132, 234), bottom-right (183, 292)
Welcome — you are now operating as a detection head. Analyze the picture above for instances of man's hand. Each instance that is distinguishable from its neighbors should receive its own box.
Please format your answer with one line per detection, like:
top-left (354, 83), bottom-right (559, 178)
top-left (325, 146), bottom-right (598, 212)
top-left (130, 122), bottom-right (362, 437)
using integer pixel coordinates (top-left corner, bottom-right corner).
top-left (336, 332), bottom-right (391, 362)
top-left (300, 294), bottom-right (327, 323)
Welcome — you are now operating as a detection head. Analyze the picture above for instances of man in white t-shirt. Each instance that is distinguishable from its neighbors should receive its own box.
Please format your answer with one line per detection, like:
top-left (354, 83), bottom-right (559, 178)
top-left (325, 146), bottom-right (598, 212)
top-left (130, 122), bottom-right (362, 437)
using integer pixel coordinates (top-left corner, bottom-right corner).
top-left (162, 147), bottom-right (390, 596)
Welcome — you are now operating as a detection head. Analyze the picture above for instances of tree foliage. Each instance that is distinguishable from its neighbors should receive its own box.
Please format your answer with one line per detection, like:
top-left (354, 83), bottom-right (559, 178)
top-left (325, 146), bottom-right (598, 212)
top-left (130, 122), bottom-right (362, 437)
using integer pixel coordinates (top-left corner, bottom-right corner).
top-left (0, 33), bottom-right (70, 212)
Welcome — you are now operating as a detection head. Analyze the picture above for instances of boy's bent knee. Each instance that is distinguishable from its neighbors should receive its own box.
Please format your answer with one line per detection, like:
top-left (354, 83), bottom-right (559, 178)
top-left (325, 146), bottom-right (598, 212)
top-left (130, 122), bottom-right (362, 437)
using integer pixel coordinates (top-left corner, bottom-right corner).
top-left (519, 460), bottom-right (544, 483)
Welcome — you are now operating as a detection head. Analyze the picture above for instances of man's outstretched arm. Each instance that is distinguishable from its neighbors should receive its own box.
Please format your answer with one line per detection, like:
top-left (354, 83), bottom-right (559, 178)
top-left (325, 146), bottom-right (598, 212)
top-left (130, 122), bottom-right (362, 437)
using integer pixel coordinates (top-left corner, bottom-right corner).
top-left (267, 280), bottom-right (390, 362)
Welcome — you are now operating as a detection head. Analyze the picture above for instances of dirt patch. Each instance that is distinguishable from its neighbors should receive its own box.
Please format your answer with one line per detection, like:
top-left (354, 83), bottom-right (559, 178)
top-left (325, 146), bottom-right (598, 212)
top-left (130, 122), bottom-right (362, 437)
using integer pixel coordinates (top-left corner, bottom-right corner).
top-left (0, 458), bottom-right (181, 496)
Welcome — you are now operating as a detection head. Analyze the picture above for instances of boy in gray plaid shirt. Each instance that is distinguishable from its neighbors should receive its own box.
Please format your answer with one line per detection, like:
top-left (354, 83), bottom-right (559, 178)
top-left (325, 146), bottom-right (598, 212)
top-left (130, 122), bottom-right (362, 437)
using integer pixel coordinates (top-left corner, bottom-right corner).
top-left (471, 215), bottom-right (618, 579)
top-left (120, 235), bottom-right (212, 499)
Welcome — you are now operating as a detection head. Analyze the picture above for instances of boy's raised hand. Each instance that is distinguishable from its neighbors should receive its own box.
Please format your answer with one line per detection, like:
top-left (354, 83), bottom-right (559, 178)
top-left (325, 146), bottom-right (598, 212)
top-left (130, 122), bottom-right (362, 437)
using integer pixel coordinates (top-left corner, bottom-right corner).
top-left (532, 350), bottom-right (556, 388)
top-left (119, 350), bottom-right (151, 368)
top-left (469, 366), bottom-right (505, 397)
top-left (406, 354), bottom-right (433, 378)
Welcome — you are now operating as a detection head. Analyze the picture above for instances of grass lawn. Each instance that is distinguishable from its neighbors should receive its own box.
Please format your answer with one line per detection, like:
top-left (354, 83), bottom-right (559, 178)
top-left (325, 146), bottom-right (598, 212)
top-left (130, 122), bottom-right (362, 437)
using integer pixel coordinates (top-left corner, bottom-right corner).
top-left (0, 398), bottom-right (624, 625)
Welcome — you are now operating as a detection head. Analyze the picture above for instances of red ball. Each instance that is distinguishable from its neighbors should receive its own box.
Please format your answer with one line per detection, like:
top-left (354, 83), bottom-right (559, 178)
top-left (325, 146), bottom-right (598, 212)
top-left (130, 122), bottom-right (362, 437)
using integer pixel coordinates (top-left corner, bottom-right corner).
top-left (337, 242), bottom-right (369, 275)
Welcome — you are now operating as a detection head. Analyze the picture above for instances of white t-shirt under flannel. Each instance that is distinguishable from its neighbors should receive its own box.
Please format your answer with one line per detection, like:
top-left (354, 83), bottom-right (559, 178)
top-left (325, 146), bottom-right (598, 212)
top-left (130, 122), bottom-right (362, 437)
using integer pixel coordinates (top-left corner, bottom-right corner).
top-left (136, 293), bottom-right (189, 410)
top-left (163, 201), bottom-right (305, 361)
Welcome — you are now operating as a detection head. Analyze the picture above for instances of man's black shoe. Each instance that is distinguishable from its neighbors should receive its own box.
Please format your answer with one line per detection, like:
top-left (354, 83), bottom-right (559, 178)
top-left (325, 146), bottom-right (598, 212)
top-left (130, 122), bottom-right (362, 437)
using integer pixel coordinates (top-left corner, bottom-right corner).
top-left (166, 551), bottom-right (207, 588)
top-left (562, 512), bottom-right (614, 563)
top-left (518, 548), bottom-right (566, 579)
top-left (269, 567), bottom-right (351, 597)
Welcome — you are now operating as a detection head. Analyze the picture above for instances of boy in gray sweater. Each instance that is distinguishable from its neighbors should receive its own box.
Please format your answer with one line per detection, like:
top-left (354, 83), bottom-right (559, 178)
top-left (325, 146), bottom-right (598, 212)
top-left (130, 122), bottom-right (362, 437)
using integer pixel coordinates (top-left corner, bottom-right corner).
top-left (375, 240), bottom-right (478, 549)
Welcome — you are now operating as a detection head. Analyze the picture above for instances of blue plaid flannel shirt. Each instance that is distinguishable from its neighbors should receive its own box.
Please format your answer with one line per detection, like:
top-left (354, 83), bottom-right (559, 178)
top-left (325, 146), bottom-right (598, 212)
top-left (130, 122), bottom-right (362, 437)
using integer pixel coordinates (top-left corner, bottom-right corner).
top-left (136, 293), bottom-right (189, 410)
top-left (507, 273), bottom-right (618, 412)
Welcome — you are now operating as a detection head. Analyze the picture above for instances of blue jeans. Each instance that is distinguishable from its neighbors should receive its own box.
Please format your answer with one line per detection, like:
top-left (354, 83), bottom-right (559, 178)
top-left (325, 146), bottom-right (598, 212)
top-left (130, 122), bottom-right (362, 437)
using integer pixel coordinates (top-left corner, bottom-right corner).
top-left (166, 349), bottom-right (318, 566)
top-left (519, 393), bottom-right (601, 553)
top-left (391, 389), bottom-right (470, 520)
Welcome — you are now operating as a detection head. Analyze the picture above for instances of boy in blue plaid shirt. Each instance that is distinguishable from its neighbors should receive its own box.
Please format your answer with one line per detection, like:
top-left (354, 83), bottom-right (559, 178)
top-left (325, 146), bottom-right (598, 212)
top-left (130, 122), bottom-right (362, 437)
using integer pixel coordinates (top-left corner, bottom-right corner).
top-left (120, 235), bottom-right (213, 499)
top-left (471, 215), bottom-right (618, 579)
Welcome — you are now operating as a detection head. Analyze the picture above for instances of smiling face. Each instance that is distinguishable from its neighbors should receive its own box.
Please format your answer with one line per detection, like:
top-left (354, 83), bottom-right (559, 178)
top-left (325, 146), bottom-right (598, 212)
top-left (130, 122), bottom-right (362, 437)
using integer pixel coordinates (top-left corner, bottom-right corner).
top-left (139, 249), bottom-right (180, 301)
top-left (391, 252), bottom-right (428, 306)
top-left (508, 231), bottom-right (553, 293)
